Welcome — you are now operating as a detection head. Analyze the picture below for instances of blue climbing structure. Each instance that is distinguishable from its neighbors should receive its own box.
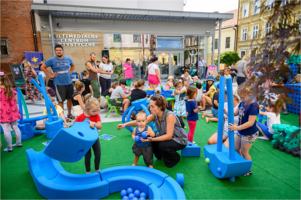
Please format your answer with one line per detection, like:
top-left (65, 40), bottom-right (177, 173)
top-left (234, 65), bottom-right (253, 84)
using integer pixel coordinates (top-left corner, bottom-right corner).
top-left (122, 98), bottom-right (157, 133)
top-left (203, 77), bottom-right (252, 182)
top-left (17, 75), bottom-right (63, 140)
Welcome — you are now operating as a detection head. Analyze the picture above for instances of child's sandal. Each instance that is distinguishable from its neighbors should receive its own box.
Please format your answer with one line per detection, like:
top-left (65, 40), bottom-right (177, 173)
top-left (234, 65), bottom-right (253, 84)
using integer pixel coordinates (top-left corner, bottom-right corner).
top-left (243, 170), bottom-right (252, 176)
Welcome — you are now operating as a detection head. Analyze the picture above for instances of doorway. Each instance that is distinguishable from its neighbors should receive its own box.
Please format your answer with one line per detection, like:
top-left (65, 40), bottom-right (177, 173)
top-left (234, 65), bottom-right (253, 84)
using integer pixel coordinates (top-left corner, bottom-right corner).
top-left (158, 51), bottom-right (184, 79)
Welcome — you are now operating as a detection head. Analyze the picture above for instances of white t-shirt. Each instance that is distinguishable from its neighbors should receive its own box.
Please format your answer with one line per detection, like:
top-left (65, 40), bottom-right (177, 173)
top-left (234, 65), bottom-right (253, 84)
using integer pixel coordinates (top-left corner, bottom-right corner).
top-left (148, 63), bottom-right (159, 75)
top-left (267, 112), bottom-right (281, 134)
top-left (39, 71), bottom-right (46, 77)
top-left (223, 102), bottom-right (239, 137)
top-left (99, 62), bottom-right (113, 79)
top-left (181, 74), bottom-right (192, 82)
top-left (195, 88), bottom-right (203, 102)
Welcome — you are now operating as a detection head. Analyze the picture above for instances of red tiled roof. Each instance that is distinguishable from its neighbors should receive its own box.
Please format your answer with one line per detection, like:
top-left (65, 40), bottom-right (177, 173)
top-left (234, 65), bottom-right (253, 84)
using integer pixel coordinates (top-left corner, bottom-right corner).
top-left (215, 9), bottom-right (238, 29)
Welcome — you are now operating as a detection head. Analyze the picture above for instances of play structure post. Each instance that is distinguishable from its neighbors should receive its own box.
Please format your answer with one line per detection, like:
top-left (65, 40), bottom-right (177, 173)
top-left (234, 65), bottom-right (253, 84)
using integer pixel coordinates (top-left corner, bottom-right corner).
top-left (30, 75), bottom-right (57, 121)
top-left (17, 88), bottom-right (24, 124)
top-left (217, 76), bottom-right (225, 152)
top-left (226, 78), bottom-right (235, 160)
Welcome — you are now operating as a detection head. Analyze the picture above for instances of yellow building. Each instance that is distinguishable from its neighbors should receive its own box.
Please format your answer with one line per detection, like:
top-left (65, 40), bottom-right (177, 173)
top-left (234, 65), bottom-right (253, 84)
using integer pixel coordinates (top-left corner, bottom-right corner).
top-left (237, 0), bottom-right (301, 58)
top-left (214, 9), bottom-right (238, 69)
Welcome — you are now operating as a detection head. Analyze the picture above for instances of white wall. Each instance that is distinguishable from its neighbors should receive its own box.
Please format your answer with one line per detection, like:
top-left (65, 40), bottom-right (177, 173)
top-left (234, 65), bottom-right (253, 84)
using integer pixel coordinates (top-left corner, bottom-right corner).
top-left (35, 0), bottom-right (183, 11)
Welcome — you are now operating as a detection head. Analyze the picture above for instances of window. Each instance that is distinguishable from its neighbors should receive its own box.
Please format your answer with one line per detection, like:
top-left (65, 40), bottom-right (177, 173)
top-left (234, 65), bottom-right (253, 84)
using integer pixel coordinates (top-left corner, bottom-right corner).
top-left (241, 28), bottom-right (247, 41)
top-left (225, 37), bottom-right (231, 48)
top-left (240, 50), bottom-right (246, 58)
top-left (243, 4), bottom-right (249, 18)
top-left (1, 38), bottom-right (8, 56)
top-left (253, 0), bottom-right (260, 15)
top-left (252, 25), bottom-right (259, 39)
top-left (215, 39), bottom-right (218, 49)
top-left (157, 37), bottom-right (182, 49)
top-left (265, 23), bottom-right (272, 36)
top-left (266, 0), bottom-right (273, 10)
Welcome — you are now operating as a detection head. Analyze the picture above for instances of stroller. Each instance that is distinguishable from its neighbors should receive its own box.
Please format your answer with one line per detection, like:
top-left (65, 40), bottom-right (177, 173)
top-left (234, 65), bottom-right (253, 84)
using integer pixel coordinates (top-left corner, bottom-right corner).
top-left (190, 66), bottom-right (198, 76)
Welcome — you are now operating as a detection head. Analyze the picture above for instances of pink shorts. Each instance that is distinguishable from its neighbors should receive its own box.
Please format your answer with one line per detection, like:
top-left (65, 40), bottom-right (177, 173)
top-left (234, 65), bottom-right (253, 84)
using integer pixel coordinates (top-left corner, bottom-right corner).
top-left (148, 74), bottom-right (160, 85)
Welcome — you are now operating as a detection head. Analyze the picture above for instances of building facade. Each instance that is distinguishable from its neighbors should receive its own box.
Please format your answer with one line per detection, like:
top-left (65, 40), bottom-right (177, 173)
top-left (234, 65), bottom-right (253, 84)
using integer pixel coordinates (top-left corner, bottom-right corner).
top-left (214, 9), bottom-right (238, 69)
top-left (237, 0), bottom-right (301, 59)
top-left (1, 0), bottom-right (234, 83)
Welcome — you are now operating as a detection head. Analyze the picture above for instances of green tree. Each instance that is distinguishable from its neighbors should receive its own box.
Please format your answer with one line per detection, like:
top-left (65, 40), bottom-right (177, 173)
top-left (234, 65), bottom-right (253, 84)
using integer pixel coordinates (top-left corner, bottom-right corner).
top-left (220, 51), bottom-right (241, 66)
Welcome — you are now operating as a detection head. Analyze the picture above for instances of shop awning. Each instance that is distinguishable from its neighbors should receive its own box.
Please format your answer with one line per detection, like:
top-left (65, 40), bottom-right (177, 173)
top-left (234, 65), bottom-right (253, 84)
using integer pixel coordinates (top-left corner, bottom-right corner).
top-left (32, 3), bottom-right (233, 23)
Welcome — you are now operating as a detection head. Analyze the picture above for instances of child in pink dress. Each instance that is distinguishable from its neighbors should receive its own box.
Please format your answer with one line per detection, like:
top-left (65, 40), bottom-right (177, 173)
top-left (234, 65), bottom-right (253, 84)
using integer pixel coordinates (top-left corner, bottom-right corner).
top-left (124, 58), bottom-right (133, 87)
top-left (0, 72), bottom-right (22, 152)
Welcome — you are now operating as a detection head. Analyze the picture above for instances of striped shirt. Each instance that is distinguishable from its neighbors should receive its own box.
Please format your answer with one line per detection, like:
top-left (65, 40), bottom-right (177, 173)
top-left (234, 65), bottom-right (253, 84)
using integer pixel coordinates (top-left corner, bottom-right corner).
top-left (154, 110), bottom-right (188, 145)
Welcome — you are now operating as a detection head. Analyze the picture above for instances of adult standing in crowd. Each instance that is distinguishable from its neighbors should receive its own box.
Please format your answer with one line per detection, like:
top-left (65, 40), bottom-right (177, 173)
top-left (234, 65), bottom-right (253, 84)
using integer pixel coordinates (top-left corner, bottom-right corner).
top-left (41, 44), bottom-right (76, 120)
top-left (148, 57), bottom-right (161, 89)
top-left (99, 54), bottom-right (114, 95)
top-left (123, 58), bottom-right (133, 87)
top-left (117, 96), bottom-right (187, 168)
top-left (198, 56), bottom-right (207, 79)
top-left (86, 52), bottom-right (100, 100)
top-left (23, 61), bottom-right (44, 103)
top-left (230, 64), bottom-right (238, 83)
top-left (236, 55), bottom-right (250, 86)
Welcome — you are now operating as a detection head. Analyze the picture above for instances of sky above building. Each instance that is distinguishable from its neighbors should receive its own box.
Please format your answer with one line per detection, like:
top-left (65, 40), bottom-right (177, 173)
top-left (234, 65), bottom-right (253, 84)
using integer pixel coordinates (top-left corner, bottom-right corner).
top-left (184, 0), bottom-right (239, 13)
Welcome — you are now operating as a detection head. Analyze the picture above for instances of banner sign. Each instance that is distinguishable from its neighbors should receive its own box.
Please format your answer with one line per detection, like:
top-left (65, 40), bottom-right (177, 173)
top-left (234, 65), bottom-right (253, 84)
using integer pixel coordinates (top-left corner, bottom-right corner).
top-left (24, 52), bottom-right (43, 72)
top-left (206, 65), bottom-right (217, 77)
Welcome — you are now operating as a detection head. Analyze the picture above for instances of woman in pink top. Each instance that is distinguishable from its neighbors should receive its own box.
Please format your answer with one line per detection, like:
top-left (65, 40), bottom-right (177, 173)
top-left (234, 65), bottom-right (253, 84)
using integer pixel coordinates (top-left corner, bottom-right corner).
top-left (123, 58), bottom-right (133, 87)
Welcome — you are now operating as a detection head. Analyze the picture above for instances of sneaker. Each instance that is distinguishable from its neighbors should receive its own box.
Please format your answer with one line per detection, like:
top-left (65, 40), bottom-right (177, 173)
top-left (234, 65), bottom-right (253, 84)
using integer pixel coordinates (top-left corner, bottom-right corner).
top-left (282, 109), bottom-right (289, 115)
top-left (12, 143), bottom-right (22, 147)
top-left (3, 148), bottom-right (13, 152)
top-left (193, 141), bottom-right (196, 144)
top-left (243, 170), bottom-right (252, 176)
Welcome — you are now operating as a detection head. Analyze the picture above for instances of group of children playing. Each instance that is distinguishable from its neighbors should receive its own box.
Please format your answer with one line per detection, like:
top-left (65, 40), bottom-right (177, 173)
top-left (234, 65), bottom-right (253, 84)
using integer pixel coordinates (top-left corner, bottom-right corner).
top-left (0, 64), bottom-right (285, 177)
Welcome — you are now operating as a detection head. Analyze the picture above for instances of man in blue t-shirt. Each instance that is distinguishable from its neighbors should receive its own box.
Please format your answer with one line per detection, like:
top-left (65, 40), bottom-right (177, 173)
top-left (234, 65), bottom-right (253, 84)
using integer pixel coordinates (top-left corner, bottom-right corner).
top-left (41, 44), bottom-right (75, 120)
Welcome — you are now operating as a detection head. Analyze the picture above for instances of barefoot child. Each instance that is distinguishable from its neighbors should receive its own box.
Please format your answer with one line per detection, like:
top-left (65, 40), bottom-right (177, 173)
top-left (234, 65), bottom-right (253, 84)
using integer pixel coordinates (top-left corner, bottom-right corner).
top-left (228, 85), bottom-right (259, 176)
top-left (257, 93), bottom-right (282, 140)
top-left (132, 113), bottom-right (155, 168)
top-left (74, 96), bottom-right (102, 174)
top-left (0, 72), bottom-right (22, 152)
top-left (35, 96), bottom-right (70, 129)
top-left (186, 87), bottom-right (202, 143)
top-left (202, 84), bottom-right (219, 123)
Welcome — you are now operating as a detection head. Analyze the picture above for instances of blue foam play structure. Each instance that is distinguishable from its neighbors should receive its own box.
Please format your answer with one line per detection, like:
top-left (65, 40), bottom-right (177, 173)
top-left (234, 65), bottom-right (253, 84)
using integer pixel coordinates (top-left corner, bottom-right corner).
top-left (203, 77), bottom-right (252, 182)
top-left (122, 98), bottom-right (157, 133)
top-left (16, 75), bottom-right (63, 140)
top-left (176, 173), bottom-right (184, 187)
top-left (26, 148), bottom-right (186, 199)
top-left (44, 119), bottom-right (99, 162)
top-left (181, 142), bottom-right (201, 157)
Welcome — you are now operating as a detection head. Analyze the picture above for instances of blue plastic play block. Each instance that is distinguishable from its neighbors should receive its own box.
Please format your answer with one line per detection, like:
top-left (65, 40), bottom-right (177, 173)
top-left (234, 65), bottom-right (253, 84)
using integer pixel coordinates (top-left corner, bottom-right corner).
top-left (44, 119), bottom-right (99, 162)
top-left (132, 98), bottom-right (148, 111)
top-left (99, 166), bottom-right (168, 188)
top-left (26, 148), bottom-right (109, 199)
top-left (158, 177), bottom-right (186, 200)
top-left (181, 142), bottom-right (201, 157)
top-left (45, 117), bottom-right (63, 139)
top-left (204, 144), bottom-right (252, 179)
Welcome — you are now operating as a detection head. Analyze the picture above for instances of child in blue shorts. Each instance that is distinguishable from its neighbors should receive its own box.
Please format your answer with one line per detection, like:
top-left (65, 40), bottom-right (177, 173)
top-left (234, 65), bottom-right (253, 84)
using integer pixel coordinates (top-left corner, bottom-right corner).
top-left (228, 85), bottom-right (259, 176)
top-left (132, 113), bottom-right (155, 168)
top-left (202, 84), bottom-right (220, 123)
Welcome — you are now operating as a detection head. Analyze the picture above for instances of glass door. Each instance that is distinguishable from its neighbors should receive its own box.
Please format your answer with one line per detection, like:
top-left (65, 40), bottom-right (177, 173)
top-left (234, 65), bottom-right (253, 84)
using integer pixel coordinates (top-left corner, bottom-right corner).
top-left (158, 53), bottom-right (170, 80)
top-left (170, 52), bottom-right (183, 78)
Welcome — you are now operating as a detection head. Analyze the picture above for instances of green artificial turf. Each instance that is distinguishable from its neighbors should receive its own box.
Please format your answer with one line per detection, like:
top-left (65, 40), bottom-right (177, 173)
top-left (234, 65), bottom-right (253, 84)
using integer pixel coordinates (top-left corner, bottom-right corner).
top-left (1, 113), bottom-right (300, 199)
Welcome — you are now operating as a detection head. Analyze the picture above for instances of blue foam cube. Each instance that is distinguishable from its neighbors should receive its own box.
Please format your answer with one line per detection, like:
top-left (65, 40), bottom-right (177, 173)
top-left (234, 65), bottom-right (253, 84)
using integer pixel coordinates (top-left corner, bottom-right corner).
top-left (44, 119), bottom-right (99, 162)
top-left (45, 118), bottom-right (64, 139)
top-left (181, 142), bottom-right (201, 157)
